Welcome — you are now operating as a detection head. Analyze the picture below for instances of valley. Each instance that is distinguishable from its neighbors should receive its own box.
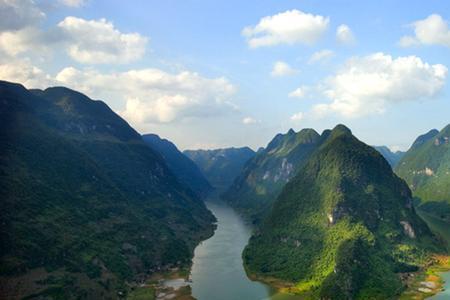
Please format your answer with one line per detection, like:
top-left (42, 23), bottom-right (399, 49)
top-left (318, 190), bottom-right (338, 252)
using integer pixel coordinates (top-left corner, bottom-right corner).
top-left (0, 80), bottom-right (449, 300)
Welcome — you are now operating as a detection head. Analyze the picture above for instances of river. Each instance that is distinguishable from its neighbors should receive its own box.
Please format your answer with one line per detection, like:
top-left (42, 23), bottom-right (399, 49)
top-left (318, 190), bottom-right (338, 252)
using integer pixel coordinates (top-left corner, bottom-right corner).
top-left (189, 200), bottom-right (300, 300)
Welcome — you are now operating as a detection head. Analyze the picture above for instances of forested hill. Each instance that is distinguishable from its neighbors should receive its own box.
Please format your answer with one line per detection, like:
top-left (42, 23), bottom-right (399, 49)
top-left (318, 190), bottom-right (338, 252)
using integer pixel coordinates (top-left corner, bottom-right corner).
top-left (142, 133), bottom-right (213, 198)
top-left (244, 125), bottom-right (442, 299)
top-left (0, 81), bottom-right (215, 299)
top-left (395, 125), bottom-right (450, 221)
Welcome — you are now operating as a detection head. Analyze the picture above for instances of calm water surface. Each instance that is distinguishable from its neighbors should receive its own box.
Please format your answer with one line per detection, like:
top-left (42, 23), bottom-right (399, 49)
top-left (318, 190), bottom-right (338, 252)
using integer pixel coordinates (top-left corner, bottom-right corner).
top-left (189, 200), bottom-right (270, 300)
top-left (190, 200), bottom-right (300, 300)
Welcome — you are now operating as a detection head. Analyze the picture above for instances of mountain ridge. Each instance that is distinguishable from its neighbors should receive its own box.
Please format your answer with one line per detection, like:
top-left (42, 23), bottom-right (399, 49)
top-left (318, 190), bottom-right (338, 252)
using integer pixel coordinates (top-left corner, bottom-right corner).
top-left (243, 124), bottom-right (441, 299)
top-left (142, 133), bottom-right (213, 198)
top-left (0, 80), bottom-right (215, 299)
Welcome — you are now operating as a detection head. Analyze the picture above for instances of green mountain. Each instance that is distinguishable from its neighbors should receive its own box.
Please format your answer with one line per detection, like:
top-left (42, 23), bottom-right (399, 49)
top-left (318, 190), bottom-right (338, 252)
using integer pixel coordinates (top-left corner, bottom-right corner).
top-left (142, 133), bottom-right (213, 198)
top-left (222, 128), bottom-right (321, 222)
top-left (244, 125), bottom-right (441, 299)
top-left (183, 147), bottom-right (255, 192)
top-left (373, 146), bottom-right (404, 167)
top-left (395, 125), bottom-right (450, 221)
top-left (0, 81), bottom-right (215, 299)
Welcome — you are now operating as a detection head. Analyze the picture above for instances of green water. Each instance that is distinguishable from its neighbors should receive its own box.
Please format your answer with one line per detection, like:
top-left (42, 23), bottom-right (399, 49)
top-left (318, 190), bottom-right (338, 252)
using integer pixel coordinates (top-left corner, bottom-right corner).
top-left (190, 200), bottom-right (301, 300)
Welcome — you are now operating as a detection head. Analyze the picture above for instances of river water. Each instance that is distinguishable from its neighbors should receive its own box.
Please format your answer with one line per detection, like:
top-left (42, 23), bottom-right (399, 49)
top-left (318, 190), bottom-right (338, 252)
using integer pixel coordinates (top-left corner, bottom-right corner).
top-left (189, 200), bottom-right (300, 300)
top-left (189, 200), bottom-right (270, 300)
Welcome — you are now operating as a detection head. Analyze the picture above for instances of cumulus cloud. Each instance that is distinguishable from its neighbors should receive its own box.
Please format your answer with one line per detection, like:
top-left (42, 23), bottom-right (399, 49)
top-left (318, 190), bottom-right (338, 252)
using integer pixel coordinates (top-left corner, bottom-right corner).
top-left (0, 13), bottom-right (148, 65)
top-left (57, 17), bottom-right (148, 64)
top-left (0, 59), bottom-right (53, 88)
top-left (0, 0), bottom-right (45, 31)
top-left (290, 112), bottom-right (304, 122)
top-left (399, 14), bottom-right (450, 48)
top-left (288, 86), bottom-right (309, 98)
top-left (312, 53), bottom-right (447, 118)
top-left (308, 49), bottom-right (334, 64)
top-left (271, 61), bottom-right (298, 77)
top-left (0, 27), bottom-right (59, 56)
top-left (55, 67), bottom-right (237, 124)
top-left (242, 9), bottom-right (329, 48)
top-left (336, 24), bottom-right (355, 45)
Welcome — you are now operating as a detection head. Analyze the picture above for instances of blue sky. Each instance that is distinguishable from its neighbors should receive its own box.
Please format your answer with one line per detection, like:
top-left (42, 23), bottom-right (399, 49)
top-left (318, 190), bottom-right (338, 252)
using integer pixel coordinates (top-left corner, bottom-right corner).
top-left (0, 0), bottom-right (449, 150)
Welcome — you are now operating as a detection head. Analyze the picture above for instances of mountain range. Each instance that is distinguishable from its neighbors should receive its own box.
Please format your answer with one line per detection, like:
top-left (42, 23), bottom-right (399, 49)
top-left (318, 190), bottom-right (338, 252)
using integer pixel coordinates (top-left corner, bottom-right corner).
top-left (395, 125), bottom-right (450, 221)
top-left (243, 125), bottom-right (442, 299)
top-left (0, 79), bottom-right (448, 300)
top-left (0, 81), bottom-right (215, 299)
top-left (373, 146), bottom-right (405, 167)
top-left (142, 133), bottom-right (213, 198)
top-left (184, 147), bottom-right (255, 192)
top-left (223, 128), bottom-right (323, 223)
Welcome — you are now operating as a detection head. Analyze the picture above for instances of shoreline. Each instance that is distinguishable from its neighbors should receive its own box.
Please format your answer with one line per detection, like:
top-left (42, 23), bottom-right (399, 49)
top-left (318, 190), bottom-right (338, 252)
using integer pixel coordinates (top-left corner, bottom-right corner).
top-left (400, 255), bottom-right (450, 300)
top-left (242, 255), bottom-right (450, 300)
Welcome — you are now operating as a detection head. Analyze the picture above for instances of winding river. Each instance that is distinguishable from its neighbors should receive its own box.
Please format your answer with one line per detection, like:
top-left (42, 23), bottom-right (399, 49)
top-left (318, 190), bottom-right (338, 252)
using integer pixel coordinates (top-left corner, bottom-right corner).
top-left (189, 200), bottom-right (269, 300)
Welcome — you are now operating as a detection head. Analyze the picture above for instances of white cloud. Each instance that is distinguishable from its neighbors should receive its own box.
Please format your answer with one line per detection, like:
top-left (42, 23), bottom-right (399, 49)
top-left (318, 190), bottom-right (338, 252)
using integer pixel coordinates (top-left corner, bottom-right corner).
top-left (55, 67), bottom-right (237, 124)
top-left (271, 61), bottom-right (297, 77)
top-left (290, 112), bottom-right (304, 122)
top-left (0, 27), bottom-right (56, 56)
top-left (308, 49), bottom-right (334, 64)
top-left (0, 14), bottom-right (148, 65)
top-left (57, 17), bottom-right (148, 64)
top-left (59, 0), bottom-right (86, 7)
top-left (242, 9), bottom-right (329, 48)
top-left (399, 14), bottom-right (450, 48)
top-left (288, 86), bottom-right (309, 98)
top-left (0, 0), bottom-right (45, 31)
top-left (312, 53), bottom-right (447, 118)
top-left (242, 117), bottom-right (258, 124)
top-left (0, 59), bottom-right (53, 88)
top-left (336, 24), bottom-right (355, 45)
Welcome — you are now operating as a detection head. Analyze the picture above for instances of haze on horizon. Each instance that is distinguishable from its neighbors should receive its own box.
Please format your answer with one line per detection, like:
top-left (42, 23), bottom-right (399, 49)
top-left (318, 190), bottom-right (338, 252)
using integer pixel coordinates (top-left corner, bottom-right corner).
top-left (0, 0), bottom-right (449, 151)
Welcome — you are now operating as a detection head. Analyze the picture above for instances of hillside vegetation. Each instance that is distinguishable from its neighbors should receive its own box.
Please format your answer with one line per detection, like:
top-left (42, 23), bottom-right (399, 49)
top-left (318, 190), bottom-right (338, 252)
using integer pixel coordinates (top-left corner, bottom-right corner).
top-left (0, 81), bottom-right (215, 299)
top-left (244, 125), bottom-right (442, 299)
top-left (395, 125), bottom-right (450, 221)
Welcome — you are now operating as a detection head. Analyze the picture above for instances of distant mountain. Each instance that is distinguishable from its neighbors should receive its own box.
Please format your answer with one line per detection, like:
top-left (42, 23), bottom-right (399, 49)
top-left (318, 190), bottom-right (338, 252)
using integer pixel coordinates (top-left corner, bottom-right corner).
top-left (373, 145), bottom-right (405, 167)
top-left (142, 134), bottom-right (213, 198)
top-left (184, 147), bottom-right (255, 192)
top-left (222, 128), bottom-right (322, 223)
top-left (0, 81), bottom-right (215, 298)
top-left (244, 125), bottom-right (441, 299)
top-left (395, 125), bottom-right (450, 221)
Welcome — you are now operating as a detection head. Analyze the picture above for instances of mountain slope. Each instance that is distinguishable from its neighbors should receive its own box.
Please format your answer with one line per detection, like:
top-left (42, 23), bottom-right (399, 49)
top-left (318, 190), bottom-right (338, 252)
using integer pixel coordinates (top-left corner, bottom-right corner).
top-left (0, 81), bottom-right (215, 299)
top-left (142, 133), bottom-right (213, 197)
top-left (222, 128), bottom-right (321, 222)
top-left (244, 125), bottom-right (440, 299)
top-left (373, 145), bottom-right (405, 167)
top-left (183, 147), bottom-right (255, 192)
top-left (395, 125), bottom-right (450, 221)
